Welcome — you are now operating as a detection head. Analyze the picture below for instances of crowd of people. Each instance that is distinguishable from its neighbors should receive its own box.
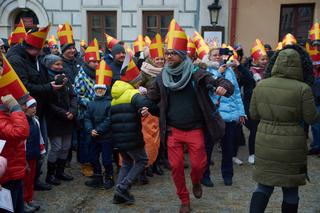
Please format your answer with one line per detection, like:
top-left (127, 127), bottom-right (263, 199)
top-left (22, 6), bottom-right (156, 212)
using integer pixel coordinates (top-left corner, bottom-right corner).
top-left (0, 18), bottom-right (319, 213)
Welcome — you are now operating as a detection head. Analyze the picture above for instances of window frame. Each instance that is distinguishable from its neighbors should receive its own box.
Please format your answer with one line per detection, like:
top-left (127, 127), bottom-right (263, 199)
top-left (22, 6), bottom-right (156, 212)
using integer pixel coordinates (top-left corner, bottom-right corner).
top-left (278, 3), bottom-right (315, 45)
top-left (87, 11), bottom-right (117, 47)
top-left (143, 11), bottom-right (174, 39)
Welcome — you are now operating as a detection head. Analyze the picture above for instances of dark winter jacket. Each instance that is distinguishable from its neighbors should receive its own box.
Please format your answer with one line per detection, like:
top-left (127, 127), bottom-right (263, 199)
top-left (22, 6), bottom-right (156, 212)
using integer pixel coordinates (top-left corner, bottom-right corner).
top-left (46, 72), bottom-right (77, 137)
top-left (250, 48), bottom-right (319, 187)
top-left (61, 56), bottom-right (81, 84)
top-left (147, 66), bottom-right (234, 144)
top-left (111, 80), bottom-right (159, 151)
top-left (6, 44), bottom-right (52, 118)
top-left (84, 95), bottom-right (112, 143)
top-left (26, 117), bottom-right (41, 160)
top-left (109, 60), bottom-right (122, 85)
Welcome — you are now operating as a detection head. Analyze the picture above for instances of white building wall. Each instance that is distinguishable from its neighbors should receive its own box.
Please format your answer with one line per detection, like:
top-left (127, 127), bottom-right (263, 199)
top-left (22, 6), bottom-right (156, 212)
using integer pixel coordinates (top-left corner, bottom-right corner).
top-left (0, 0), bottom-right (230, 48)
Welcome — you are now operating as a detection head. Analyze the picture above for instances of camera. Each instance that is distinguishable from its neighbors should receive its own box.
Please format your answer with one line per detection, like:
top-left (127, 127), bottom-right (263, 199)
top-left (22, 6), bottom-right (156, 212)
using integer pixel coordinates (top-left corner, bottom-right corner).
top-left (55, 74), bottom-right (65, 85)
top-left (219, 48), bottom-right (234, 66)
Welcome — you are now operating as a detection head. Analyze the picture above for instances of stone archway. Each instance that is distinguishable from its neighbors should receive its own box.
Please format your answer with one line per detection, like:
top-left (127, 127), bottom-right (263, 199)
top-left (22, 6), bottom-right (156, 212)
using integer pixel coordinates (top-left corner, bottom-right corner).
top-left (0, 0), bottom-right (49, 39)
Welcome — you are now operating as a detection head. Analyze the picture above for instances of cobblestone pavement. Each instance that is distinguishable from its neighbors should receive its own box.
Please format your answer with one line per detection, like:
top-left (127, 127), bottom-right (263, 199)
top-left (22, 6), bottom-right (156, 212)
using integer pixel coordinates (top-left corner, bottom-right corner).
top-left (35, 143), bottom-right (320, 213)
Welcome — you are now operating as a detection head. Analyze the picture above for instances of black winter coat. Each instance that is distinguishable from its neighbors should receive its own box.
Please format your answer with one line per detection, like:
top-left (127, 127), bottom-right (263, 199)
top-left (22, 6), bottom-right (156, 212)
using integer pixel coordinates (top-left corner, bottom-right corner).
top-left (6, 44), bottom-right (52, 117)
top-left (84, 95), bottom-right (112, 143)
top-left (61, 56), bottom-right (81, 84)
top-left (46, 74), bottom-right (77, 137)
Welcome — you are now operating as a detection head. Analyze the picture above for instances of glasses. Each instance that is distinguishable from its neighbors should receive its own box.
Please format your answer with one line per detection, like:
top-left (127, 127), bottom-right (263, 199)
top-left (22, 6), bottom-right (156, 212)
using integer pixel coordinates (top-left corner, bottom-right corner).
top-left (164, 51), bottom-right (178, 57)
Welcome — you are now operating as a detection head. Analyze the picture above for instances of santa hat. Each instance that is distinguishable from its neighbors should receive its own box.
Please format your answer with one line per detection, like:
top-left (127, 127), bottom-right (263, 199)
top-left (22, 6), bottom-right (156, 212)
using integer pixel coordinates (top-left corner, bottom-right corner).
top-left (24, 24), bottom-right (50, 49)
top-left (26, 96), bottom-right (37, 108)
top-left (84, 39), bottom-right (100, 62)
top-left (48, 35), bottom-right (58, 49)
top-left (105, 33), bottom-right (119, 51)
top-left (149, 33), bottom-right (164, 59)
top-left (166, 19), bottom-right (188, 52)
top-left (94, 60), bottom-right (113, 90)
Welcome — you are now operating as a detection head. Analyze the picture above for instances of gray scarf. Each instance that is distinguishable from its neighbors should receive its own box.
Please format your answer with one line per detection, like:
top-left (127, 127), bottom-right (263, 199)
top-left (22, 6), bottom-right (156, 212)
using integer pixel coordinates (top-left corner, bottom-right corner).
top-left (162, 58), bottom-right (193, 91)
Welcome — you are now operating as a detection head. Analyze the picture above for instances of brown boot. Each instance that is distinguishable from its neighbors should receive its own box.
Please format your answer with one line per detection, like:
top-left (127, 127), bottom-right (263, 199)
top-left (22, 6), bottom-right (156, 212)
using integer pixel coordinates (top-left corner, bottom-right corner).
top-left (192, 183), bottom-right (202, 199)
top-left (179, 203), bottom-right (190, 213)
top-left (81, 163), bottom-right (94, 177)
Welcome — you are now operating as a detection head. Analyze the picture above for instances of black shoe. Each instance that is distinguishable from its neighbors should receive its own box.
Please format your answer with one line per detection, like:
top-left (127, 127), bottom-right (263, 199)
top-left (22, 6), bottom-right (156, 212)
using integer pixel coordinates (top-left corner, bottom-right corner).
top-left (249, 192), bottom-right (270, 213)
top-left (34, 180), bottom-right (52, 191)
top-left (139, 173), bottom-right (149, 185)
top-left (146, 167), bottom-right (153, 177)
top-left (103, 176), bottom-right (114, 190)
top-left (115, 185), bottom-right (135, 204)
top-left (152, 164), bottom-right (164, 176)
top-left (112, 194), bottom-right (127, 204)
top-left (201, 177), bottom-right (214, 187)
top-left (281, 201), bottom-right (298, 213)
top-left (223, 179), bottom-right (232, 186)
top-left (308, 148), bottom-right (320, 155)
top-left (46, 175), bottom-right (61, 186)
top-left (85, 175), bottom-right (103, 188)
top-left (56, 159), bottom-right (74, 181)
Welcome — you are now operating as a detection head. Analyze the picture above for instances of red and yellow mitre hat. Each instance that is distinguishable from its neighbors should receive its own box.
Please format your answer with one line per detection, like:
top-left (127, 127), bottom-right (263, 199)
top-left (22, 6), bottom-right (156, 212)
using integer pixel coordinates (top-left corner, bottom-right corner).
top-left (226, 45), bottom-right (238, 61)
top-left (166, 19), bottom-right (188, 52)
top-left (282, 33), bottom-right (297, 46)
top-left (84, 38), bottom-right (100, 62)
top-left (0, 54), bottom-right (28, 104)
top-left (121, 57), bottom-right (141, 84)
top-left (187, 36), bottom-right (196, 58)
top-left (94, 59), bottom-right (113, 89)
top-left (80, 40), bottom-right (87, 48)
top-left (10, 19), bottom-right (26, 46)
top-left (251, 39), bottom-right (267, 62)
top-left (105, 33), bottom-right (119, 50)
top-left (48, 35), bottom-right (57, 48)
top-left (309, 22), bottom-right (320, 42)
top-left (24, 24), bottom-right (50, 49)
top-left (149, 33), bottom-right (164, 59)
top-left (193, 31), bottom-right (209, 59)
top-left (124, 43), bottom-right (134, 58)
top-left (306, 42), bottom-right (320, 65)
top-left (133, 35), bottom-right (146, 53)
top-left (275, 42), bottom-right (283, 51)
top-left (144, 36), bottom-right (152, 46)
top-left (57, 22), bottom-right (74, 46)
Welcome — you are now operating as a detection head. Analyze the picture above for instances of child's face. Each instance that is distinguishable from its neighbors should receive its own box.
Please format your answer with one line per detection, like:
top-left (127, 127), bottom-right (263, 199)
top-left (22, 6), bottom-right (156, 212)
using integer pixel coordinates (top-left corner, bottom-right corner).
top-left (95, 88), bottom-right (107, 97)
top-left (24, 105), bottom-right (37, 117)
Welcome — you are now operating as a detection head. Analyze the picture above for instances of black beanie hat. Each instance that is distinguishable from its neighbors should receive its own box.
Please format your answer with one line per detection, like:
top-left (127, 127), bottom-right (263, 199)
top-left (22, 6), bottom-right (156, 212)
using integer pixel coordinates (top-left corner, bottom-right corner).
top-left (111, 44), bottom-right (125, 57)
top-left (61, 43), bottom-right (75, 53)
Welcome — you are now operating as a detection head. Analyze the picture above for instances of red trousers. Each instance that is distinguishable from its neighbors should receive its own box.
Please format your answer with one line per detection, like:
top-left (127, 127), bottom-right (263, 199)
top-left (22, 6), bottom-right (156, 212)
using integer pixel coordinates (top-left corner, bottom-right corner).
top-left (23, 159), bottom-right (36, 202)
top-left (167, 127), bottom-right (207, 204)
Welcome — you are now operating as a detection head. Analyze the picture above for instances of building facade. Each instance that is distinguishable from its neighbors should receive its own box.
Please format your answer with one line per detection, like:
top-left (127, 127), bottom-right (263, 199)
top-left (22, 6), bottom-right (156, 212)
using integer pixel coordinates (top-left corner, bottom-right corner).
top-left (0, 0), bottom-right (230, 48)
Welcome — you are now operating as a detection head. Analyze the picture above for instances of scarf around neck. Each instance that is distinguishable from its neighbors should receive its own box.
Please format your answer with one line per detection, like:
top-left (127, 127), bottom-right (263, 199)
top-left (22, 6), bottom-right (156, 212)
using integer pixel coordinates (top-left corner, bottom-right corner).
top-left (141, 61), bottom-right (163, 77)
top-left (162, 57), bottom-right (193, 91)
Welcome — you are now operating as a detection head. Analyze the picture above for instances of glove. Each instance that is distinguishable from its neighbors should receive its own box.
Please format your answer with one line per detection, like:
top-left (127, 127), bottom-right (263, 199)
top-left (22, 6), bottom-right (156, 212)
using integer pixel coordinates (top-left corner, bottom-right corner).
top-left (1, 94), bottom-right (20, 111)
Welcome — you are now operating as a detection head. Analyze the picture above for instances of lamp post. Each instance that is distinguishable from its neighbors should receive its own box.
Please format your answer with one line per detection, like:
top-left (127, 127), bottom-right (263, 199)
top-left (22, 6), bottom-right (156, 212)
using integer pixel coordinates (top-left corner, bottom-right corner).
top-left (208, 0), bottom-right (222, 26)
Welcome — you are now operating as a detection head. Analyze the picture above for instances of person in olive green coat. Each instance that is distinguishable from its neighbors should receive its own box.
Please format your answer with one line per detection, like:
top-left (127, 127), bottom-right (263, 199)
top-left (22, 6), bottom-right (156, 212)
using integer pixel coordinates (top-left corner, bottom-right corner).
top-left (249, 46), bottom-right (319, 213)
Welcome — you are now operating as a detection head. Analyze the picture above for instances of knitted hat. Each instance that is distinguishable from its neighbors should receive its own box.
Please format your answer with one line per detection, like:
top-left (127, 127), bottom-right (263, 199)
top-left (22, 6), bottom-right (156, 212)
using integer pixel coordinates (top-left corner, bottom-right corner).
top-left (26, 96), bottom-right (36, 108)
top-left (43, 54), bottom-right (62, 69)
top-left (112, 44), bottom-right (125, 57)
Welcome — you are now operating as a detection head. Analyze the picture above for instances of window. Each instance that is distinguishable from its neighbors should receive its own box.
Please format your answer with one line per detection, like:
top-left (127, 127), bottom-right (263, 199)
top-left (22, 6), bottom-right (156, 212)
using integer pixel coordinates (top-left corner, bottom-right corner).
top-left (143, 11), bottom-right (173, 39)
top-left (87, 11), bottom-right (117, 47)
top-left (279, 4), bottom-right (314, 45)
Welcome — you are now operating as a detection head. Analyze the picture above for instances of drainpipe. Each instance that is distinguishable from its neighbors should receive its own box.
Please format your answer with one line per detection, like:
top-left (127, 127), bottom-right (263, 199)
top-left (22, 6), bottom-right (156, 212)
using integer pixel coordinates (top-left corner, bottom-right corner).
top-left (195, 0), bottom-right (200, 31)
top-left (230, 0), bottom-right (237, 46)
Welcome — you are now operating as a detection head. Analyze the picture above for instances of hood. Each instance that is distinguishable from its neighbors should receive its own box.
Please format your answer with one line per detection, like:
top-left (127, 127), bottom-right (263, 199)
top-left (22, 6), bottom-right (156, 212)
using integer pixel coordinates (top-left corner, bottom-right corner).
top-left (111, 80), bottom-right (139, 106)
top-left (271, 48), bottom-right (303, 81)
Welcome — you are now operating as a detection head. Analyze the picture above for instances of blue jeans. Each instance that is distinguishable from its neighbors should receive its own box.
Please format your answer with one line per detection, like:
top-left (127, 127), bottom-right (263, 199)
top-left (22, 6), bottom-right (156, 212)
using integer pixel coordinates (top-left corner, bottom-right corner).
top-left (117, 147), bottom-right (148, 190)
top-left (77, 129), bottom-right (92, 164)
top-left (221, 121), bottom-right (237, 181)
top-left (90, 141), bottom-right (113, 176)
top-left (310, 106), bottom-right (320, 150)
top-left (255, 183), bottom-right (299, 204)
top-left (2, 179), bottom-right (24, 213)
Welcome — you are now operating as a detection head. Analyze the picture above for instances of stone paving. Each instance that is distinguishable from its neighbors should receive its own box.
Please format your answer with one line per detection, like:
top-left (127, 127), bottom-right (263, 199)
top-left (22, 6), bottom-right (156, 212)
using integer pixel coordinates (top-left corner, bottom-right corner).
top-left (34, 141), bottom-right (320, 213)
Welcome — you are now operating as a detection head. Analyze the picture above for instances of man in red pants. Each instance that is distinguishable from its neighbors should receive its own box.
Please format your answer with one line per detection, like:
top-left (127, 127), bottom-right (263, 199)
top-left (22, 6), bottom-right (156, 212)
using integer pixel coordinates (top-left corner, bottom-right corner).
top-left (147, 19), bottom-right (234, 213)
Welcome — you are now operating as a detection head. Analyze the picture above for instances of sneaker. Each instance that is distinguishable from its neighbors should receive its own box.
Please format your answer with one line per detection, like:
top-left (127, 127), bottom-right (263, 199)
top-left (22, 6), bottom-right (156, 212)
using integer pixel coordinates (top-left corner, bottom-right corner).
top-left (248, 155), bottom-right (255, 164)
top-left (24, 203), bottom-right (36, 213)
top-left (201, 177), bottom-right (214, 187)
top-left (103, 176), bottom-right (114, 190)
top-left (115, 185), bottom-right (135, 204)
top-left (28, 200), bottom-right (40, 211)
top-left (112, 194), bottom-right (127, 204)
top-left (232, 157), bottom-right (243, 165)
top-left (192, 183), bottom-right (202, 199)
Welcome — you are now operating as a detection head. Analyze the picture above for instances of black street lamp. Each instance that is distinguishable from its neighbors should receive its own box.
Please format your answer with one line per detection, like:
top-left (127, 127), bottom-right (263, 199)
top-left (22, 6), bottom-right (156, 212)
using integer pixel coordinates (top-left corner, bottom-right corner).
top-left (208, 0), bottom-right (222, 26)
